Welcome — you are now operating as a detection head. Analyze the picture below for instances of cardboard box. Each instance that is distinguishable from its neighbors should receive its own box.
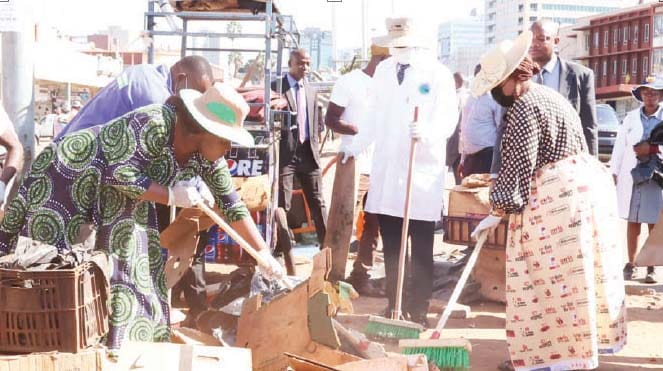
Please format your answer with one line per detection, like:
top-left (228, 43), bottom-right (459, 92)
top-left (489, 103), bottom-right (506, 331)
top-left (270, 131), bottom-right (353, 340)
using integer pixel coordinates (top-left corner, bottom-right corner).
top-left (0, 348), bottom-right (103, 371)
top-left (106, 341), bottom-right (251, 371)
top-left (447, 185), bottom-right (491, 218)
top-left (445, 185), bottom-right (507, 249)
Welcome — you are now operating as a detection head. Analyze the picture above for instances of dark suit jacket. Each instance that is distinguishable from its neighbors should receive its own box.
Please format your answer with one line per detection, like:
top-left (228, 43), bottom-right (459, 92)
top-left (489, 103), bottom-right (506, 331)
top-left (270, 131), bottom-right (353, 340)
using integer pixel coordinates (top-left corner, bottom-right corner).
top-left (558, 57), bottom-right (598, 156)
top-left (271, 75), bottom-right (321, 168)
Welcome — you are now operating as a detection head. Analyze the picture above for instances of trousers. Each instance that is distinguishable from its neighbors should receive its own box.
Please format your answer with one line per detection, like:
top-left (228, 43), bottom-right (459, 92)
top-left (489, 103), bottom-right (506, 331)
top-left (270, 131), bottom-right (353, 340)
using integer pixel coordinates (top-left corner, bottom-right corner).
top-left (378, 214), bottom-right (434, 317)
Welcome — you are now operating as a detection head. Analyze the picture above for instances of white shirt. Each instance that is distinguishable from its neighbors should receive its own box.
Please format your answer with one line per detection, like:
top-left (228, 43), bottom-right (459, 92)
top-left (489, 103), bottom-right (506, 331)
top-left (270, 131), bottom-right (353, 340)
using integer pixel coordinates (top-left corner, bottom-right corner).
top-left (351, 52), bottom-right (459, 221)
top-left (329, 69), bottom-right (374, 175)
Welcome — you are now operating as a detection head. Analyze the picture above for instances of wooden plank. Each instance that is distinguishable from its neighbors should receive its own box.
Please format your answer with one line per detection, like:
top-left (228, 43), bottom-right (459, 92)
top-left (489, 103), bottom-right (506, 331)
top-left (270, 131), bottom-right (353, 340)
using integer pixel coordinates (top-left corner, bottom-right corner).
top-left (336, 357), bottom-right (408, 371)
top-left (308, 292), bottom-right (340, 349)
top-left (323, 156), bottom-right (357, 282)
top-left (236, 282), bottom-right (311, 370)
top-left (161, 213), bottom-right (200, 288)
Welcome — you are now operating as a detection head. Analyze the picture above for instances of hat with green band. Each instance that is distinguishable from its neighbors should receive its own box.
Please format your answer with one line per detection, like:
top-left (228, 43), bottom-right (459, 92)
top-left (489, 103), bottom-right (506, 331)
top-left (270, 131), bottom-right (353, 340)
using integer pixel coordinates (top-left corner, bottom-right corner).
top-left (179, 82), bottom-right (254, 147)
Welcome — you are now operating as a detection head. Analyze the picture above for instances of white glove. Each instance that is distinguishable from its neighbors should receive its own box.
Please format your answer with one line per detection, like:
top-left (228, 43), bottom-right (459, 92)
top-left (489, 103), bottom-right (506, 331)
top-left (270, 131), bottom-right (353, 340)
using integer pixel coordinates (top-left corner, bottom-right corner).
top-left (470, 215), bottom-right (502, 239)
top-left (168, 185), bottom-right (203, 208)
top-left (0, 181), bottom-right (6, 207)
top-left (174, 177), bottom-right (215, 207)
top-left (339, 143), bottom-right (361, 165)
top-left (257, 248), bottom-right (286, 280)
top-left (409, 121), bottom-right (422, 141)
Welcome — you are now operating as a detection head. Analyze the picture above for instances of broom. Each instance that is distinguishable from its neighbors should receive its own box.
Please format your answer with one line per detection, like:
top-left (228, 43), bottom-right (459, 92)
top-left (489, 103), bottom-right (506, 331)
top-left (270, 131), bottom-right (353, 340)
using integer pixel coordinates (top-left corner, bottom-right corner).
top-left (364, 107), bottom-right (424, 341)
top-left (399, 230), bottom-right (489, 369)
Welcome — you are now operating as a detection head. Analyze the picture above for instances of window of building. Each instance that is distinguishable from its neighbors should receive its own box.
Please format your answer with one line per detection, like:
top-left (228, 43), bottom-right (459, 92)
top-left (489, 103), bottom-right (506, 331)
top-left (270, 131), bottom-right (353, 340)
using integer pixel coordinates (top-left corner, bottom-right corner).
top-left (603, 60), bottom-right (607, 76)
top-left (518, 4), bottom-right (524, 12)
top-left (594, 62), bottom-right (599, 75)
top-left (612, 59), bottom-right (617, 75)
top-left (614, 29), bottom-right (619, 45)
top-left (623, 26), bottom-right (628, 44)
top-left (622, 59), bottom-right (627, 75)
top-left (518, 17), bottom-right (523, 26)
top-left (633, 57), bottom-right (638, 75)
top-left (634, 25), bottom-right (639, 43)
top-left (488, 36), bottom-right (495, 44)
top-left (585, 34), bottom-right (590, 51)
top-left (645, 23), bottom-right (650, 42)
top-left (541, 4), bottom-right (618, 12)
top-left (603, 30), bottom-right (608, 48)
top-left (644, 56), bottom-right (649, 77)
top-left (594, 32), bottom-right (599, 48)
top-left (530, 3), bottom-right (538, 11)
top-left (530, 16), bottom-right (537, 22)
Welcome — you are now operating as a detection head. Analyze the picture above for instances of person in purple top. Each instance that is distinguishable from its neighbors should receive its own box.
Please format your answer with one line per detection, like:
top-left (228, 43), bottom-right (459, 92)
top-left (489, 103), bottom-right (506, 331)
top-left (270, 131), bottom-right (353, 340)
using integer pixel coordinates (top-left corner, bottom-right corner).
top-left (56, 55), bottom-right (214, 139)
top-left (55, 55), bottom-right (215, 326)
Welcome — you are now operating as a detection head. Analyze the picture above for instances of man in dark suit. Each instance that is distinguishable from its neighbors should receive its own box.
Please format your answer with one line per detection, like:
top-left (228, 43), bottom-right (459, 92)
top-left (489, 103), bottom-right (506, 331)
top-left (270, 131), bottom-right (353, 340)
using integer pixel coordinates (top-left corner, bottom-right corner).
top-left (271, 49), bottom-right (327, 246)
top-left (530, 19), bottom-right (598, 155)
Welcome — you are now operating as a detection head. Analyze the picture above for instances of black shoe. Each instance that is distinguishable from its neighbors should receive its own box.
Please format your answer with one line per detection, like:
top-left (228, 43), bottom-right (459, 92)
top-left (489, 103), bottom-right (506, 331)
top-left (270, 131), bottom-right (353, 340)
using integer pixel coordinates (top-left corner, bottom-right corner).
top-left (407, 312), bottom-right (429, 329)
top-left (346, 276), bottom-right (385, 297)
top-left (623, 263), bottom-right (635, 281)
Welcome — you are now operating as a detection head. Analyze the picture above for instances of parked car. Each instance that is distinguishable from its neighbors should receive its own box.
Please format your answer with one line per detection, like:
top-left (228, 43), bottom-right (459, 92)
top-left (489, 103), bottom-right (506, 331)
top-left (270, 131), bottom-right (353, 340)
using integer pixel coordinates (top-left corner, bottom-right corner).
top-left (596, 104), bottom-right (620, 162)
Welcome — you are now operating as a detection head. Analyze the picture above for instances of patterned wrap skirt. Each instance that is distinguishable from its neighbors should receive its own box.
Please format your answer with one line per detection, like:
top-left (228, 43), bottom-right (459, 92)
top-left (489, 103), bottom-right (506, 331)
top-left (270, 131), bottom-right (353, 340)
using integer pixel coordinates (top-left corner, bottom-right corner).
top-left (505, 153), bottom-right (627, 371)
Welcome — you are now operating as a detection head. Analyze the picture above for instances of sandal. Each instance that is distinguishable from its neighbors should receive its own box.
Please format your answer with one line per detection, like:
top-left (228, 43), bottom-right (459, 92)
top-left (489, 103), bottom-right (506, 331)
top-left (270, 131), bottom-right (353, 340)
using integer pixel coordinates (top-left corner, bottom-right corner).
top-left (497, 360), bottom-right (515, 371)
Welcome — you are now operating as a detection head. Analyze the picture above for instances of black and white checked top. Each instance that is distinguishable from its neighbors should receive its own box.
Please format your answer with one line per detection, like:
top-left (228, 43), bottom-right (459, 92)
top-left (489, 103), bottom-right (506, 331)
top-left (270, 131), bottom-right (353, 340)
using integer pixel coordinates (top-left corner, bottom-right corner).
top-left (491, 83), bottom-right (587, 214)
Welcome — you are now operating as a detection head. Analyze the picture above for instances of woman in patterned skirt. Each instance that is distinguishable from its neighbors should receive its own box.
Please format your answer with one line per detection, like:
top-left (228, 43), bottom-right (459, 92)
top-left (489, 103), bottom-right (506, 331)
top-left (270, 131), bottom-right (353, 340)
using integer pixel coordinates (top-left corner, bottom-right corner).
top-left (0, 83), bottom-right (284, 352)
top-left (471, 31), bottom-right (627, 371)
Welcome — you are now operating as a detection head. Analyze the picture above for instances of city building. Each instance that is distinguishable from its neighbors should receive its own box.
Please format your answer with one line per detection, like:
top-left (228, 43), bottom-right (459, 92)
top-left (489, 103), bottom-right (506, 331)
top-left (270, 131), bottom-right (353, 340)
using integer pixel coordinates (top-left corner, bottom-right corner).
top-left (438, 14), bottom-right (485, 78)
top-left (485, 0), bottom-right (639, 47)
top-left (300, 27), bottom-right (333, 71)
top-left (572, 2), bottom-right (663, 116)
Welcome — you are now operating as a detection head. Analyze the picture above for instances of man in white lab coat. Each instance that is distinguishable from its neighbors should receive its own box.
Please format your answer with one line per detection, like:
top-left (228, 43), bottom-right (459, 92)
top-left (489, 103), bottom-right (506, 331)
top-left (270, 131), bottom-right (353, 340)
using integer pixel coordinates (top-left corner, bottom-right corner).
top-left (344, 17), bottom-right (458, 325)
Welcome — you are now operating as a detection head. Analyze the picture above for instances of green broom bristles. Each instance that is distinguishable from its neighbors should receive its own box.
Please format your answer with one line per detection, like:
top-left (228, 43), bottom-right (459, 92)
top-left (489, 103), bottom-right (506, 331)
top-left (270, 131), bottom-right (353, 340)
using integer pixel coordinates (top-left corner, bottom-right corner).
top-left (402, 346), bottom-right (470, 370)
top-left (364, 320), bottom-right (421, 340)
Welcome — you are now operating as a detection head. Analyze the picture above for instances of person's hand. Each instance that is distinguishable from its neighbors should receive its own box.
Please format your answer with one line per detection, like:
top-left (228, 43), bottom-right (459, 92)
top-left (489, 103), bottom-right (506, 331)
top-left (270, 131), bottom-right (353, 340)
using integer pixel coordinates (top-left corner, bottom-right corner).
top-left (197, 181), bottom-right (215, 207)
top-left (257, 248), bottom-right (286, 280)
top-left (457, 162), bottom-right (465, 180)
top-left (470, 215), bottom-right (502, 239)
top-left (634, 142), bottom-right (652, 157)
top-left (409, 121), bottom-right (422, 141)
top-left (169, 185), bottom-right (203, 208)
top-left (339, 142), bottom-right (360, 165)
top-left (175, 177), bottom-right (215, 207)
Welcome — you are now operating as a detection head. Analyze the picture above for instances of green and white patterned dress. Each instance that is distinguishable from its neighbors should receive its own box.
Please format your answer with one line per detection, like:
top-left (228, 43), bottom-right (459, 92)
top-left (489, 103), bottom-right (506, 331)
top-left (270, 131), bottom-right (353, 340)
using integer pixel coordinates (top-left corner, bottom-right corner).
top-left (0, 104), bottom-right (249, 350)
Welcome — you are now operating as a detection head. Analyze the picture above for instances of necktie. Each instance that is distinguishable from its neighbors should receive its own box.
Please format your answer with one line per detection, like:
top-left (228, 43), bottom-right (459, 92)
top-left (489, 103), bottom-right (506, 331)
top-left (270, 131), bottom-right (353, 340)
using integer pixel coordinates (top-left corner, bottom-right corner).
top-left (538, 70), bottom-right (547, 85)
top-left (296, 82), bottom-right (307, 143)
top-left (397, 63), bottom-right (410, 85)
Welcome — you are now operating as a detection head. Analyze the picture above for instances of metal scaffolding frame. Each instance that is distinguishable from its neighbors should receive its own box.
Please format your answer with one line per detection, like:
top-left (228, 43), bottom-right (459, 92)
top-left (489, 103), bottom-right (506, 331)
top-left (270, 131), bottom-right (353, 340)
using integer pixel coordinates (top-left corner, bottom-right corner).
top-left (144, 0), bottom-right (300, 251)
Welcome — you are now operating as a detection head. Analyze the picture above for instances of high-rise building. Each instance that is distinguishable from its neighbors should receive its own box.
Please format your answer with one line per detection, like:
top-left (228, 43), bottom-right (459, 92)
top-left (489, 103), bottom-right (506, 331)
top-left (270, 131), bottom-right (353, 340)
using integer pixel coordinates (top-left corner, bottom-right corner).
top-left (300, 27), bottom-right (333, 71)
top-left (485, 0), bottom-right (640, 47)
top-left (438, 15), bottom-right (485, 78)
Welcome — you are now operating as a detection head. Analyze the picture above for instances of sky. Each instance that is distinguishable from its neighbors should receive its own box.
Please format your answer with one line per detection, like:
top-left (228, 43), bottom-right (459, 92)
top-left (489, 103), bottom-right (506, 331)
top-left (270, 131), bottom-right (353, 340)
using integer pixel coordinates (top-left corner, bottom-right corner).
top-left (33, 0), bottom-right (484, 50)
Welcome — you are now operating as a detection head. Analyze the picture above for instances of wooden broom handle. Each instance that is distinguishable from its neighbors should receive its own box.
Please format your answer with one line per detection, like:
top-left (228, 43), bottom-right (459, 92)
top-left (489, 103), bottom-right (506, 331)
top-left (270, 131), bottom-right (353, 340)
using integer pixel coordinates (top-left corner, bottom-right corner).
top-left (197, 202), bottom-right (294, 290)
top-left (431, 230), bottom-right (488, 337)
top-left (393, 107), bottom-right (419, 320)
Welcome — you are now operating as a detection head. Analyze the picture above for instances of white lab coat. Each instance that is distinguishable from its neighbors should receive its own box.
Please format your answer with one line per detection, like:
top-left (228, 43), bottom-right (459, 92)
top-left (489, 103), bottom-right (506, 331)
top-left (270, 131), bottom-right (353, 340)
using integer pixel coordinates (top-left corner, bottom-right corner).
top-left (610, 108), bottom-right (644, 219)
top-left (352, 53), bottom-right (458, 221)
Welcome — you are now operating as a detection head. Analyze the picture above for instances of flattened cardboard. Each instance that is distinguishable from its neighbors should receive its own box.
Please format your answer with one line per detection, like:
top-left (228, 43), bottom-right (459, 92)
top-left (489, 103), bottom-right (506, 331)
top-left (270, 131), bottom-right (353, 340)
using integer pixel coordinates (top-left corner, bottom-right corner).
top-left (161, 213), bottom-right (200, 288)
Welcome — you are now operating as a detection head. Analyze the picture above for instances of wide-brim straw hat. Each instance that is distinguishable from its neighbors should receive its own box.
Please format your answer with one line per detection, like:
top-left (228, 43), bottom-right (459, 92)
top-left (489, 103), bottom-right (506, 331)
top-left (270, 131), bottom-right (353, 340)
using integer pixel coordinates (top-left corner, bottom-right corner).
top-left (373, 17), bottom-right (428, 48)
top-left (632, 76), bottom-right (663, 102)
top-left (471, 31), bottom-right (533, 97)
top-left (179, 82), bottom-right (254, 147)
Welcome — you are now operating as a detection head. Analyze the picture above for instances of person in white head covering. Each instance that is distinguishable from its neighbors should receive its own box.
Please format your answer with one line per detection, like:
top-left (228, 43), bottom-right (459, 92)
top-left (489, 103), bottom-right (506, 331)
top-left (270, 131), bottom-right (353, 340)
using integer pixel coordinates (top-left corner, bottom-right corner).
top-left (471, 31), bottom-right (626, 371)
top-left (343, 17), bottom-right (458, 325)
